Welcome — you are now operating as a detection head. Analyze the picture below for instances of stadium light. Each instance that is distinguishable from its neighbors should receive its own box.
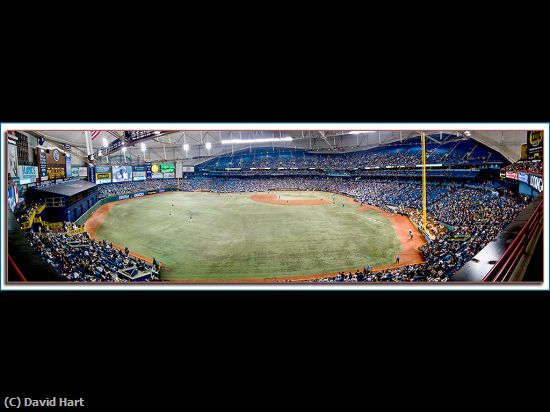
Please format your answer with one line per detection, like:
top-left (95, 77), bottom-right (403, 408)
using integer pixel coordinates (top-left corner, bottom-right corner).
top-left (221, 137), bottom-right (293, 145)
top-left (122, 147), bottom-right (127, 153)
top-left (102, 137), bottom-right (109, 147)
top-left (183, 143), bottom-right (189, 152)
top-left (464, 131), bottom-right (472, 137)
top-left (205, 142), bottom-right (212, 150)
top-left (154, 131), bottom-right (161, 135)
top-left (141, 143), bottom-right (146, 152)
top-left (348, 131), bottom-right (376, 135)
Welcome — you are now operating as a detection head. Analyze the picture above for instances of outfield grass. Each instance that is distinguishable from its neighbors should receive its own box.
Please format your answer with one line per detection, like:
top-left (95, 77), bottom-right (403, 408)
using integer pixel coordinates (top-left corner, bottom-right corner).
top-left (94, 191), bottom-right (401, 280)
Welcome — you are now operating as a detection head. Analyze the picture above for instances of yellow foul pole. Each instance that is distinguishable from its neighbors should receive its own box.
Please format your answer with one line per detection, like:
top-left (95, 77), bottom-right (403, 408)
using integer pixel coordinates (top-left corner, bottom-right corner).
top-left (421, 131), bottom-right (427, 231)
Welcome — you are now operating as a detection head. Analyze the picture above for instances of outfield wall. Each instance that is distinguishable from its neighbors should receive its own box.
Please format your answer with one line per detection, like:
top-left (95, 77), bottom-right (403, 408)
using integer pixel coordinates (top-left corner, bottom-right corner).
top-left (75, 188), bottom-right (179, 226)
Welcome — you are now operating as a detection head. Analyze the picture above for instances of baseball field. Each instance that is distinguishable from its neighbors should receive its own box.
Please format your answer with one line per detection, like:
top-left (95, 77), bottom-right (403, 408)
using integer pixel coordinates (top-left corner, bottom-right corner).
top-left (85, 191), bottom-right (424, 281)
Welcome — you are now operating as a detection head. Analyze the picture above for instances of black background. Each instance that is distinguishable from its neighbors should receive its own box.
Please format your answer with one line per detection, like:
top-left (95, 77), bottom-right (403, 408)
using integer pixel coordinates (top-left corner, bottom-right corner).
top-left (2, 42), bottom-right (549, 410)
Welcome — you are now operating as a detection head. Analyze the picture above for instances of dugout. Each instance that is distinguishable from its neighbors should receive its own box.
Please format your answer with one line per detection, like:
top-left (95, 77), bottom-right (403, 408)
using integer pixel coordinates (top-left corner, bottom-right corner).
top-left (26, 180), bottom-right (99, 223)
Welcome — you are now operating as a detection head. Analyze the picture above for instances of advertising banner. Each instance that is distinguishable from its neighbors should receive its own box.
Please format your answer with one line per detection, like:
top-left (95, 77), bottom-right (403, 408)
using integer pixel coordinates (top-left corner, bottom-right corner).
top-left (505, 171), bottom-right (518, 180)
top-left (17, 166), bottom-right (38, 184)
top-left (163, 172), bottom-right (175, 179)
top-left (124, 131), bottom-right (156, 141)
top-left (151, 173), bottom-right (164, 179)
top-left (182, 166), bottom-right (195, 173)
top-left (112, 165), bottom-right (133, 182)
top-left (95, 165), bottom-right (112, 184)
top-left (38, 148), bottom-right (48, 180)
top-left (8, 185), bottom-right (18, 212)
top-left (133, 192), bottom-right (145, 198)
top-left (145, 161), bottom-right (152, 178)
top-left (500, 172), bottom-right (506, 178)
top-left (518, 172), bottom-right (529, 183)
top-left (527, 131), bottom-right (543, 160)
top-left (160, 163), bottom-right (175, 173)
top-left (88, 165), bottom-right (95, 183)
top-left (72, 167), bottom-right (80, 177)
top-left (529, 175), bottom-right (543, 192)
top-left (66, 153), bottom-right (72, 177)
top-left (133, 165), bottom-right (146, 181)
top-left (79, 167), bottom-right (88, 177)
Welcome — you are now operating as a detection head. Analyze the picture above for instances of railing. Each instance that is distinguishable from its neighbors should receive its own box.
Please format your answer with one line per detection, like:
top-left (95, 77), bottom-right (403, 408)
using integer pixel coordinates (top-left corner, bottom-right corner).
top-left (38, 219), bottom-right (63, 230)
top-left (483, 199), bottom-right (543, 282)
top-left (67, 227), bottom-right (85, 235)
top-left (20, 204), bottom-right (46, 230)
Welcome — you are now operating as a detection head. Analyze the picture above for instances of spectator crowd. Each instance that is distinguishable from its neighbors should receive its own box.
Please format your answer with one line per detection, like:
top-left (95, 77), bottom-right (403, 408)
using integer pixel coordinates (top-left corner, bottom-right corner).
top-left (97, 179), bottom-right (179, 197)
top-left (24, 230), bottom-right (160, 282)
top-left (202, 137), bottom-right (505, 171)
top-left (502, 159), bottom-right (543, 175)
top-left (19, 174), bottom-right (529, 283)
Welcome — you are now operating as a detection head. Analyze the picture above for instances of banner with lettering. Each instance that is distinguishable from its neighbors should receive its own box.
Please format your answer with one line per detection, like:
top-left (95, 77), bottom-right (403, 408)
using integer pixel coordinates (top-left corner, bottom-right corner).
top-left (527, 131), bottom-right (543, 160)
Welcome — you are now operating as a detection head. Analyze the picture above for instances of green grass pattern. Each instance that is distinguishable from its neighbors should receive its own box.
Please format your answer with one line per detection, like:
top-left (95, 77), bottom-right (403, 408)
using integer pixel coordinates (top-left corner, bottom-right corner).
top-left (94, 192), bottom-right (401, 280)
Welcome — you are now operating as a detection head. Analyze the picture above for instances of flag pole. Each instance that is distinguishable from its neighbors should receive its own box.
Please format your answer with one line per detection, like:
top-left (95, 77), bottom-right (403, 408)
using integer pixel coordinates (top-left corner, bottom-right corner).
top-left (421, 131), bottom-right (427, 231)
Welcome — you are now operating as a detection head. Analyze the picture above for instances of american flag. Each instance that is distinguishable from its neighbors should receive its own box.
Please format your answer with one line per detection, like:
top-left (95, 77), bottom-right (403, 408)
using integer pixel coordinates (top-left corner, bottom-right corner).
top-left (90, 131), bottom-right (102, 140)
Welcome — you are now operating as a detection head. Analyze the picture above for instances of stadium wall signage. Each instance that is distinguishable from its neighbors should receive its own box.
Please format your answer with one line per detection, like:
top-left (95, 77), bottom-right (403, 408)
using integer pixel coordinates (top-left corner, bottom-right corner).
top-left (45, 148), bottom-right (66, 180)
top-left (18, 165), bottom-right (38, 180)
top-left (133, 192), bottom-right (145, 198)
top-left (112, 165), bottom-right (133, 182)
top-left (37, 148), bottom-right (48, 180)
top-left (124, 131), bottom-right (157, 141)
top-left (160, 163), bottom-right (175, 173)
top-left (66, 153), bottom-right (72, 177)
top-left (88, 165), bottom-right (95, 183)
top-left (527, 131), bottom-right (543, 159)
top-left (529, 175), bottom-right (543, 192)
top-left (94, 165), bottom-right (112, 184)
top-left (132, 165), bottom-right (146, 181)
top-left (118, 195), bottom-right (130, 200)
top-left (505, 171), bottom-right (518, 180)
top-left (17, 166), bottom-right (38, 185)
top-left (518, 172), bottom-right (529, 183)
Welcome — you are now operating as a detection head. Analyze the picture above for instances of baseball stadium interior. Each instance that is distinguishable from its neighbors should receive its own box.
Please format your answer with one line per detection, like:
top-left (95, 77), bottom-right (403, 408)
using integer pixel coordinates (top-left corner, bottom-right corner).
top-left (6, 129), bottom-right (544, 284)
